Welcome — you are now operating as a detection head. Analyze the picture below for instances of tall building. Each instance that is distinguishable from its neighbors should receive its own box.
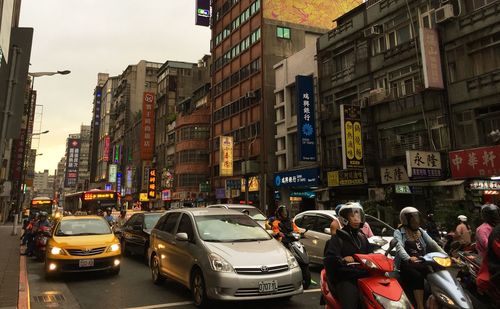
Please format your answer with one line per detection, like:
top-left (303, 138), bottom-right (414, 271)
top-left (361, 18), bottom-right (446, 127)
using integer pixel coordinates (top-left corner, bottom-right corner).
top-left (209, 0), bottom-right (362, 213)
top-left (33, 169), bottom-right (54, 197)
top-left (62, 125), bottom-right (91, 193)
top-left (54, 157), bottom-right (65, 205)
top-left (110, 60), bottom-right (161, 199)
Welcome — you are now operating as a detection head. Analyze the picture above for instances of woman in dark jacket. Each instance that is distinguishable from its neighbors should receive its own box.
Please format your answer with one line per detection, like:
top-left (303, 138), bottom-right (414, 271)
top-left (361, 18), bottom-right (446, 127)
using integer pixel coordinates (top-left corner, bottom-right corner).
top-left (324, 202), bottom-right (372, 309)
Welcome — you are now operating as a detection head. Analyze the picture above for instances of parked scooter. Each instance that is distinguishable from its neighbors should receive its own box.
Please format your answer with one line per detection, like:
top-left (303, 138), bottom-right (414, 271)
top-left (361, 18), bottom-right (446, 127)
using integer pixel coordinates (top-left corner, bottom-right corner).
top-left (418, 252), bottom-right (473, 308)
top-left (320, 239), bottom-right (413, 309)
top-left (282, 232), bottom-right (311, 289)
top-left (34, 225), bottom-right (51, 261)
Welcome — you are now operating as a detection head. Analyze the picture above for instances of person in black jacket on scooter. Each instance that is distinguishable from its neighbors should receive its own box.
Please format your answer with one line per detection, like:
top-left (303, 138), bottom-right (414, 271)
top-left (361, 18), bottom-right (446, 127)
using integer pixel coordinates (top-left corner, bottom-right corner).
top-left (324, 202), bottom-right (373, 309)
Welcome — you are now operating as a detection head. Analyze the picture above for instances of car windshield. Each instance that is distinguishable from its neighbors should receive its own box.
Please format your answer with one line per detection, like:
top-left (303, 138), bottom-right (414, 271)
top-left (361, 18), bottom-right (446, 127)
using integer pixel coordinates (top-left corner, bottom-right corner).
top-left (195, 214), bottom-right (271, 242)
top-left (55, 219), bottom-right (112, 236)
top-left (234, 208), bottom-right (267, 221)
top-left (144, 214), bottom-right (163, 229)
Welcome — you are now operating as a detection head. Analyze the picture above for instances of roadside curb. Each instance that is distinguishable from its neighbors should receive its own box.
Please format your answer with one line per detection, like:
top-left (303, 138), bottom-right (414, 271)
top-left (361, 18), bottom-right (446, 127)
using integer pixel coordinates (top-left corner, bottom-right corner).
top-left (18, 246), bottom-right (30, 309)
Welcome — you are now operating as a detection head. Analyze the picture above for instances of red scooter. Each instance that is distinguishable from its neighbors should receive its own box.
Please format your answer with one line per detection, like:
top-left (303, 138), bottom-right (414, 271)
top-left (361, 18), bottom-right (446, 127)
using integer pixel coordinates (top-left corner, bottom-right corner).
top-left (34, 225), bottom-right (51, 261)
top-left (320, 239), bottom-right (413, 309)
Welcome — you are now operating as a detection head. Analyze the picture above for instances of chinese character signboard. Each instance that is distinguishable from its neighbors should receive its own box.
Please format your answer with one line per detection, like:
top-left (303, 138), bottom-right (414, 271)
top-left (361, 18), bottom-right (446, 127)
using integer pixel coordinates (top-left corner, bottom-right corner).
top-left (117, 172), bottom-right (122, 195)
top-left (274, 168), bottom-right (319, 188)
top-left (340, 105), bottom-right (363, 169)
top-left (148, 168), bottom-right (157, 199)
top-left (295, 75), bottom-right (317, 161)
top-left (450, 145), bottom-right (500, 179)
top-left (141, 92), bottom-right (155, 160)
top-left (470, 180), bottom-right (500, 190)
top-left (406, 150), bottom-right (442, 179)
top-left (241, 177), bottom-right (259, 192)
top-left (419, 28), bottom-right (444, 89)
top-left (64, 138), bottom-right (81, 187)
top-left (195, 0), bottom-right (210, 27)
top-left (103, 135), bottom-right (110, 162)
top-left (108, 164), bottom-right (117, 183)
top-left (327, 170), bottom-right (366, 187)
top-left (219, 136), bottom-right (233, 176)
top-left (380, 165), bottom-right (410, 184)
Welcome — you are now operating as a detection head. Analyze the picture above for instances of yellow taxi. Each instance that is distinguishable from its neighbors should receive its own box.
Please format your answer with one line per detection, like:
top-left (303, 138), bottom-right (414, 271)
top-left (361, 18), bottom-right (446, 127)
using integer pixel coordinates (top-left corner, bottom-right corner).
top-left (45, 215), bottom-right (121, 278)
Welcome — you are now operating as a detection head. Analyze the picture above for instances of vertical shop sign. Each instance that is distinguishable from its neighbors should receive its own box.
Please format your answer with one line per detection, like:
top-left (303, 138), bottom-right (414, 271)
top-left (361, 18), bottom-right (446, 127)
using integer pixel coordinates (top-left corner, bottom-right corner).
top-left (141, 92), bottom-right (155, 160)
top-left (340, 105), bottom-right (363, 169)
top-left (219, 136), bottom-right (233, 176)
top-left (148, 168), bottom-right (157, 199)
top-left (295, 75), bottom-right (317, 161)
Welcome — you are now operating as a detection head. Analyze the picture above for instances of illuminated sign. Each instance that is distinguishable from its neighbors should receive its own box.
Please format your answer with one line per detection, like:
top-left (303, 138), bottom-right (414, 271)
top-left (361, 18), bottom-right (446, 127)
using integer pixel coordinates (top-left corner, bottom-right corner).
top-left (83, 192), bottom-right (116, 201)
top-left (219, 136), bottom-right (234, 176)
top-left (64, 138), bottom-right (81, 187)
top-left (139, 193), bottom-right (149, 202)
top-left (241, 177), bottom-right (259, 192)
top-left (109, 164), bottom-right (117, 183)
top-left (141, 93), bottom-right (155, 160)
top-left (161, 189), bottom-right (171, 201)
top-left (30, 200), bottom-right (52, 206)
top-left (148, 168), bottom-right (157, 199)
top-left (103, 135), bottom-right (110, 162)
top-left (195, 0), bottom-right (211, 27)
top-left (340, 105), bottom-right (363, 169)
top-left (327, 170), bottom-right (366, 187)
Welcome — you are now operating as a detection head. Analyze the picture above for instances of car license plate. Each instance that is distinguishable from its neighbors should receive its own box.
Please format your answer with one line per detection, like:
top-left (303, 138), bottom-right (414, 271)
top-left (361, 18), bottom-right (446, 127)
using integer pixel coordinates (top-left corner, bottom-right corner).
top-left (79, 259), bottom-right (94, 267)
top-left (258, 280), bottom-right (278, 293)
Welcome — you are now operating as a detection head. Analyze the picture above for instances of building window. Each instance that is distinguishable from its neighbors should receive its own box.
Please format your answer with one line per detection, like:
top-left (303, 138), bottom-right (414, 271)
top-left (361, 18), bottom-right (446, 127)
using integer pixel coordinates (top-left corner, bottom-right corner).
top-left (277, 26), bottom-right (291, 39)
top-left (178, 126), bottom-right (210, 141)
top-left (178, 174), bottom-right (207, 187)
top-left (277, 154), bottom-right (286, 170)
top-left (277, 137), bottom-right (286, 151)
top-left (178, 150), bottom-right (209, 164)
top-left (290, 133), bottom-right (297, 167)
top-left (372, 36), bottom-right (386, 55)
top-left (276, 106), bottom-right (285, 122)
top-left (456, 110), bottom-right (476, 147)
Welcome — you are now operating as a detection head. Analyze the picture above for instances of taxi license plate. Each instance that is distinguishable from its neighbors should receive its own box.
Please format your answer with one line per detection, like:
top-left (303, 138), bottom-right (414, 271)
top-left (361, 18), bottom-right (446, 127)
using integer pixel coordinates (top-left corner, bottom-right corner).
top-left (79, 259), bottom-right (94, 267)
top-left (258, 280), bottom-right (278, 293)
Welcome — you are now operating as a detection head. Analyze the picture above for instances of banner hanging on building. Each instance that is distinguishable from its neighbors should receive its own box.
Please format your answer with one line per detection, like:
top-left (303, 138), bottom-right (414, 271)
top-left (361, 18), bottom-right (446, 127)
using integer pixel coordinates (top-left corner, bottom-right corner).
top-left (195, 0), bottom-right (211, 27)
top-left (148, 168), bottom-right (157, 199)
top-left (450, 145), bottom-right (500, 179)
top-left (406, 150), bottom-right (442, 178)
top-left (219, 136), bottom-right (234, 176)
top-left (103, 135), bottom-right (110, 162)
top-left (140, 92), bottom-right (155, 160)
top-left (340, 105), bottom-right (363, 169)
top-left (420, 28), bottom-right (444, 89)
top-left (295, 75), bottom-right (317, 161)
top-left (64, 138), bottom-right (81, 187)
top-left (108, 164), bottom-right (117, 183)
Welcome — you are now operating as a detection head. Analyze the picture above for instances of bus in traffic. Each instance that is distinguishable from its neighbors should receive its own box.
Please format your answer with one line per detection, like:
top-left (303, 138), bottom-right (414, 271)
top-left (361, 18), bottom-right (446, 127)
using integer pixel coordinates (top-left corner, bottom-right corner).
top-left (30, 197), bottom-right (56, 216)
top-left (63, 189), bottom-right (118, 214)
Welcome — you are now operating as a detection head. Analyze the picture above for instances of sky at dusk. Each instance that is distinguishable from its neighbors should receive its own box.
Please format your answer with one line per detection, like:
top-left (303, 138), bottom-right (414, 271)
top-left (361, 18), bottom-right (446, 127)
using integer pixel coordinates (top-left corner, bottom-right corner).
top-left (19, 0), bottom-right (211, 173)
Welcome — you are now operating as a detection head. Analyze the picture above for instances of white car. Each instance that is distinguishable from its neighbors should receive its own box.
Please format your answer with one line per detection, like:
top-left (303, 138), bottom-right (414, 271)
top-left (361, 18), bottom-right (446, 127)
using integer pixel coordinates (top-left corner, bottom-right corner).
top-left (293, 210), bottom-right (395, 264)
top-left (206, 204), bottom-right (268, 228)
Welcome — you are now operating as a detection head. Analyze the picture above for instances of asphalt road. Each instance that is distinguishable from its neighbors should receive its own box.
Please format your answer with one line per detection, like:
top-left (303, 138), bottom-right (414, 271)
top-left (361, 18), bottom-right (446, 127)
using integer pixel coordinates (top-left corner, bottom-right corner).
top-left (26, 254), bottom-right (324, 309)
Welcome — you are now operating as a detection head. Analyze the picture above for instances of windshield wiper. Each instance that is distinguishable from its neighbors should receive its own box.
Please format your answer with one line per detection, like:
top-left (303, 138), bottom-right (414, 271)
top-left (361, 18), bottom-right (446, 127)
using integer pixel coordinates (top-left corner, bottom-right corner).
top-left (73, 232), bottom-right (108, 236)
top-left (230, 238), bottom-right (265, 242)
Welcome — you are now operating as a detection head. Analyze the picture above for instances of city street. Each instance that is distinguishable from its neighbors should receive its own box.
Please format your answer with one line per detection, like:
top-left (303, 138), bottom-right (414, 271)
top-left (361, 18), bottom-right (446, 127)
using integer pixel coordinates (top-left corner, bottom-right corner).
top-left (27, 254), bottom-right (323, 309)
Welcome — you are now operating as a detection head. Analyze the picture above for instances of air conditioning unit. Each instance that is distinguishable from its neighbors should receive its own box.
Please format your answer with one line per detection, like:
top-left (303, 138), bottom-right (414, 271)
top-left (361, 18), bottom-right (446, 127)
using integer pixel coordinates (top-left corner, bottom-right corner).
top-left (435, 4), bottom-right (454, 23)
top-left (245, 91), bottom-right (256, 99)
top-left (363, 25), bottom-right (383, 37)
top-left (368, 88), bottom-right (389, 105)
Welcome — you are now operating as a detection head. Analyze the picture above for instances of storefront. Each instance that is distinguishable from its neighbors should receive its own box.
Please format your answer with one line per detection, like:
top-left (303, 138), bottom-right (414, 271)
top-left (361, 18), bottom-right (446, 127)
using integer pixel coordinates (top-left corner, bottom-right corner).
top-left (326, 169), bottom-right (367, 208)
top-left (273, 167), bottom-right (320, 216)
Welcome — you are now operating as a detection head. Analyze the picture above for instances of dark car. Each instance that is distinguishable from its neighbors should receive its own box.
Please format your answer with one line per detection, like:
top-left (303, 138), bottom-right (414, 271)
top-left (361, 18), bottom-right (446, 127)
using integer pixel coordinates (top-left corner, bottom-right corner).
top-left (119, 212), bottom-right (164, 262)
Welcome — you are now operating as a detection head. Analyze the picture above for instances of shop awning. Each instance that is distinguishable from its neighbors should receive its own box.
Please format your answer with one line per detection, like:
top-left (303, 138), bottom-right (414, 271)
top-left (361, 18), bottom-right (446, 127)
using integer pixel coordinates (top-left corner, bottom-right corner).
top-left (406, 179), bottom-right (465, 187)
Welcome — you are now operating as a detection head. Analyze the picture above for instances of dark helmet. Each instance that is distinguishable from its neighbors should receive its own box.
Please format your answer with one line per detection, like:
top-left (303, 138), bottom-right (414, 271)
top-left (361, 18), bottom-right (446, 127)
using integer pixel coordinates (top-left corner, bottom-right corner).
top-left (481, 204), bottom-right (500, 225)
top-left (39, 211), bottom-right (48, 219)
top-left (106, 207), bottom-right (112, 213)
top-left (275, 205), bottom-right (288, 218)
top-left (400, 207), bottom-right (422, 231)
top-left (338, 202), bottom-right (365, 226)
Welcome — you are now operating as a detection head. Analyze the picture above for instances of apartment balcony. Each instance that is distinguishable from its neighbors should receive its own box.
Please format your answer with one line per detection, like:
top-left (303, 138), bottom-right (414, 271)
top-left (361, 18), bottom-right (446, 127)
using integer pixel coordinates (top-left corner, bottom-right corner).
top-left (448, 69), bottom-right (500, 105)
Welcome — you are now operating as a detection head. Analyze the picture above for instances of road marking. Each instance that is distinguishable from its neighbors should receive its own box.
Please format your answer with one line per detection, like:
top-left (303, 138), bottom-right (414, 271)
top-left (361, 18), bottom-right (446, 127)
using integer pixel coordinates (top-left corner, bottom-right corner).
top-left (304, 288), bottom-right (321, 293)
top-left (124, 301), bottom-right (194, 309)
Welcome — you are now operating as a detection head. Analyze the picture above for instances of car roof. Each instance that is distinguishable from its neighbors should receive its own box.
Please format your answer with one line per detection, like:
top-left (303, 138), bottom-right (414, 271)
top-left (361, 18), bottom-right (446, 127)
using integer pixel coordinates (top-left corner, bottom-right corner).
top-left (169, 207), bottom-right (244, 217)
top-left (61, 215), bottom-right (104, 221)
top-left (295, 210), bottom-right (337, 217)
top-left (208, 204), bottom-right (258, 209)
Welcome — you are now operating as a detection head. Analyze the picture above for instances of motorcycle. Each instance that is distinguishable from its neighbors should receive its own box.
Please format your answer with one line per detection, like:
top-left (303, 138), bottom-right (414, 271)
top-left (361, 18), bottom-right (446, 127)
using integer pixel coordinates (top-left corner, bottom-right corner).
top-left (281, 232), bottom-right (311, 289)
top-left (417, 252), bottom-right (473, 309)
top-left (320, 239), bottom-right (413, 309)
top-left (34, 225), bottom-right (51, 261)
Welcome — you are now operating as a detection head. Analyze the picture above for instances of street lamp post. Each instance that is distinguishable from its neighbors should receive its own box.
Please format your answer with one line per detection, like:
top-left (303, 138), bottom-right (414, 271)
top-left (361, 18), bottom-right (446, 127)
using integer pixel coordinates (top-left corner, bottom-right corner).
top-left (11, 70), bottom-right (70, 235)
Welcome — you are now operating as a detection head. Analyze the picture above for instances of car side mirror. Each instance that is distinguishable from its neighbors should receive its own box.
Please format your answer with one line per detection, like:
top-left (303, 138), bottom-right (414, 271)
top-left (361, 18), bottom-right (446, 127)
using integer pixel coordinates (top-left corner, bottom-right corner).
top-left (175, 232), bottom-right (189, 241)
top-left (324, 228), bottom-right (331, 234)
top-left (381, 227), bottom-right (387, 235)
top-left (132, 225), bottom-right (142, 231)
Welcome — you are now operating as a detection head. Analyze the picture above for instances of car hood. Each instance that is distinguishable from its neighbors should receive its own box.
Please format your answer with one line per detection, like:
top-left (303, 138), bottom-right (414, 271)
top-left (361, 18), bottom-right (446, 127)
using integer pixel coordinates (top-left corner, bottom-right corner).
top-left (204, 239), bottom-right (288, 267)
top-left (52, 234), bottom-right (117, 247)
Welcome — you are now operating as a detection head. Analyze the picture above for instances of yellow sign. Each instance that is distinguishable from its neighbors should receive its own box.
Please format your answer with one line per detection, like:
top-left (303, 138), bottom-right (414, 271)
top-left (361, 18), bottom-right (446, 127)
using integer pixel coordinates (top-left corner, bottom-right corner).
top-left (263, 0), bottom-right (363, 30)
top-left (327, 171), bottom-right (340, 187)
top-left (83, 193), bottom-right (115, 201)
top-left (139, 193), bottom-right (149, 202)
top-left (327, 170), bottom-right (366, 187)
top-left (219, 136), bottom-right (233, 176)
top-left (241, 177), bottom-right (259, 192)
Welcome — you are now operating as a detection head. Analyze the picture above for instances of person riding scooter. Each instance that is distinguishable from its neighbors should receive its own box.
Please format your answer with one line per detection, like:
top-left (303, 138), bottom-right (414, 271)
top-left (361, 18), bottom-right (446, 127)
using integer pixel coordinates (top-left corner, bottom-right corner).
top-left (476, 204), bottom-right (500, 258)
top-left (324, 202), bottom-right (372, 309)
top-left (271, 205), bottom-right (299, 241)
top-left (394, 207), bottom-right (445, 309)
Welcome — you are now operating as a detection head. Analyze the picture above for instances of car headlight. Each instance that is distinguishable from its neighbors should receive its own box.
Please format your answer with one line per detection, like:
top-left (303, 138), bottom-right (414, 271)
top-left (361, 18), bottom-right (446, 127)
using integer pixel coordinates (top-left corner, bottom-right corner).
top-left (374, 292), bottom-right (412, 309)
top-left (107, 243), bottom-right (120, 252)
top-left (208, 252), bottom-right (234, 272)
top-left (50, 247), bottom-right (65, 255)
top-left (433, 256), bottom-right (451, 267)
top-left (285, 249), bottom-right (299, 269)
top-left (361, 258), bottom-right (379, 269)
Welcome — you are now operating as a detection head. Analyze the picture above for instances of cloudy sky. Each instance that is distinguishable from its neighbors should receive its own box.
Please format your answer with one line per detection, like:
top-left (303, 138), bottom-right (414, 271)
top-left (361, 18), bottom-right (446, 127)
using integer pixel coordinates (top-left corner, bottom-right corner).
top-left (19, 0), bottom-right (211, 173)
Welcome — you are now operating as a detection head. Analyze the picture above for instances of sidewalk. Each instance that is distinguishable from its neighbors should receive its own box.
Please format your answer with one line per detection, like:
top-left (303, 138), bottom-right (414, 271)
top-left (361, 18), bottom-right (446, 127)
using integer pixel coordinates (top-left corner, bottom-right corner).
top-left (0, 224), bottom-right (20, 309)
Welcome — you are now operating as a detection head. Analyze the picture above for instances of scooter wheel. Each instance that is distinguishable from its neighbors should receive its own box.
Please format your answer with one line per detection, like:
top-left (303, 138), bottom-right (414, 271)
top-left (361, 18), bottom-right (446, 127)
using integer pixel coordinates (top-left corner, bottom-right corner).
top-left (303, 267), bottom-right (311, 290)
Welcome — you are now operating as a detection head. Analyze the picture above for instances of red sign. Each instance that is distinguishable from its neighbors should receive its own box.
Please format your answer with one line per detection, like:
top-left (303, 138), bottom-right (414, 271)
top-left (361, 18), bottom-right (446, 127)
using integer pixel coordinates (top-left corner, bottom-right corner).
top-left (103, 135), bottom-right (110, 162)
top-left (449, 145), bottom-right (500, 179)
top-left (140, 92), bottom-right (155, 160)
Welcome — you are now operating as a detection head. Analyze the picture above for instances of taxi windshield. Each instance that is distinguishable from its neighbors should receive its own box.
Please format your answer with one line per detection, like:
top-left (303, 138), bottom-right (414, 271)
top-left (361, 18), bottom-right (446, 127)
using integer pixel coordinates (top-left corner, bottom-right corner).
top-left (55, 218), bottom-right (112, 236)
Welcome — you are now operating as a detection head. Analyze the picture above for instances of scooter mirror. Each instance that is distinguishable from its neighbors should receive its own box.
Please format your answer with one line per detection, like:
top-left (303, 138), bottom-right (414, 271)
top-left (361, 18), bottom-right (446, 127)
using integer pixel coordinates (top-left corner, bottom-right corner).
top-left (386, 239), bottom-right (398, 256)
top-left (324, 228), bottom-right (331, 235)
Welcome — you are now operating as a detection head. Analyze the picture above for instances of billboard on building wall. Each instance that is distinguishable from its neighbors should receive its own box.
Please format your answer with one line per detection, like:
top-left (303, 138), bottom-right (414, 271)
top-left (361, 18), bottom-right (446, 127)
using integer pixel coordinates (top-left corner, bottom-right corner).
top-left (219, 136), bottom-right (234, 176)
top-left (140, 92), bottom-right (155, 160)
top-left (419, 28), bottom-right (444, 89)
top-left (263, 0), bottom-right (363, 30)
top-left (195, 0), bottom-right (211, 27)
top-left (340, 105), bottom-right (363, 169)
top-left (295, 75), bottom-right (317, 161)
top-left (64, 138), bottom-right (81, 187)
top-left (103, 135), bottom-right (110, 162)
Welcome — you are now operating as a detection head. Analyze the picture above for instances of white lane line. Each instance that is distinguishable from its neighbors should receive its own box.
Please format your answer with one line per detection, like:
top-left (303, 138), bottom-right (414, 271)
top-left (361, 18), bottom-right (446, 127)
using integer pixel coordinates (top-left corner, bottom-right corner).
top-left (123, 301), bottom-right (194, 309)
top-left (304, 288), bottom-right (321, 293)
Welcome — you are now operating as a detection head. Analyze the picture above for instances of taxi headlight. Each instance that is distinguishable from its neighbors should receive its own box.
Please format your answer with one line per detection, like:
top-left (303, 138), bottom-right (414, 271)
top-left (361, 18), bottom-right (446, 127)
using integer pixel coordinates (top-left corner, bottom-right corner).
top-left (433, 256), bottom-right (451, 267)
top-left (107, 243), bottom-right (120, 252)
top-left (50, 247), bottom-right (65, 255)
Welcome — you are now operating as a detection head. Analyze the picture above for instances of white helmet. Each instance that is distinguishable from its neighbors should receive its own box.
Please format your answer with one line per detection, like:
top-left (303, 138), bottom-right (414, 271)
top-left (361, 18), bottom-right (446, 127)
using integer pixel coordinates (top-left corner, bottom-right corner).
top-left (457, 215), bottom-right (467, 222)
top-left (400, 206), bottom-right (421, 229)
top-left (338, 202), bottom-right (365, 226)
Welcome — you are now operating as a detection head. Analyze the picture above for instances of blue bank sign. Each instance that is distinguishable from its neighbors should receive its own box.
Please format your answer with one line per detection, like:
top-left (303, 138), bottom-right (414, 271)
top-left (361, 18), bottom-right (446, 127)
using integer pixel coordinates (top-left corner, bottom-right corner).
top-left (296, 75), bottom-right (317, 161)
top-left (274, 168), bottom-right (320, 188)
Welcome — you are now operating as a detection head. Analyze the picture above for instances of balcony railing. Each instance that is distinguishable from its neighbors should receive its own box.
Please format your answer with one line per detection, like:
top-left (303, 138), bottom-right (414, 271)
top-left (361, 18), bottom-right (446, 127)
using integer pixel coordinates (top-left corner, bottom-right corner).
top-left (466, 68), bottom-right (500, 91)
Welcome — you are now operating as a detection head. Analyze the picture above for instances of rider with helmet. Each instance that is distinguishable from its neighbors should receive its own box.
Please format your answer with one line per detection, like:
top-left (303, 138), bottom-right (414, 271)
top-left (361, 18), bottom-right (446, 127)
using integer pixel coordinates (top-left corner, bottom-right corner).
top-left (476, 204), bottom-right (500, 258)
top-left (324, 202), bottom-right (373, 309)
top-left (271, 205), bottom-right (299, 241)
top-left (454, 215), bottom-right (471, 247)
top-left (103, 207), bottom-right (115, 226)
top-left (394, 207), bottom-right (444, 309)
